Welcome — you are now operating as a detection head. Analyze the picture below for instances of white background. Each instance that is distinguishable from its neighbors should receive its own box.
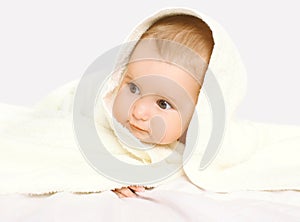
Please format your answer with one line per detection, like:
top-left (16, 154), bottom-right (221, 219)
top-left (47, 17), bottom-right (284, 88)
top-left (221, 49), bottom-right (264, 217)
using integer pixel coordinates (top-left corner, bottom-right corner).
top-left (0, 0), bottom-right (299, 125)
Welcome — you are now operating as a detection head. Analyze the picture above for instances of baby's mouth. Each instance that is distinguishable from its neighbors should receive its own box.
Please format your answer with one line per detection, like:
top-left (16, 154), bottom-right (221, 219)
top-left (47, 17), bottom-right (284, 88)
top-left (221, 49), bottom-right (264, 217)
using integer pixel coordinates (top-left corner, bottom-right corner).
top-left (128, 122), bottom-right (149, 134)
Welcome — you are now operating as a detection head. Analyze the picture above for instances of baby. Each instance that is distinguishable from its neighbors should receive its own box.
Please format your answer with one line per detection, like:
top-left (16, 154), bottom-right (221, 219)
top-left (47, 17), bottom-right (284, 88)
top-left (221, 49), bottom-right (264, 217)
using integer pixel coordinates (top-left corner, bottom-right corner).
top-left (111, 14), bottom-right (214, 198)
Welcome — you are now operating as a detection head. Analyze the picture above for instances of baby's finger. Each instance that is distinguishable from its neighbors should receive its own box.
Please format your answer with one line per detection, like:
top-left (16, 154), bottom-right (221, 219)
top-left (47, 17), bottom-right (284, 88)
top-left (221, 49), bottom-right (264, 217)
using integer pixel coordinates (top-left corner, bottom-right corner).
top-left (116, 187), bottom-right (137, 198)
top-left (128, 185), bottom-right (145, 192)
top-left (113, 190), bottom-right (126, 198)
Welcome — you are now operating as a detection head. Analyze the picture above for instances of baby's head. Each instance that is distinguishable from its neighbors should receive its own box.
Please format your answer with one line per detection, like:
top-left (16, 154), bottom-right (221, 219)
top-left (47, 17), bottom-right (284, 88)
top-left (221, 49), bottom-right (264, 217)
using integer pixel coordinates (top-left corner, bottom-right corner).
top-left (113, 15), bottom-right (214, 145)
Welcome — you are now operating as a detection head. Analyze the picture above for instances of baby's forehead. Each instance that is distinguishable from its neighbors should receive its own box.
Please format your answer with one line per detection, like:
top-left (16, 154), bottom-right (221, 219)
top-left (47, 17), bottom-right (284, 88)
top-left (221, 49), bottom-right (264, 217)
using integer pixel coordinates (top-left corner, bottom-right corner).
top-left (128, 38), bottom-right (207, 84)
top-left (125, 60), bottom-right (196, 83)
top-left (122, 60), bottom-right (200, 106)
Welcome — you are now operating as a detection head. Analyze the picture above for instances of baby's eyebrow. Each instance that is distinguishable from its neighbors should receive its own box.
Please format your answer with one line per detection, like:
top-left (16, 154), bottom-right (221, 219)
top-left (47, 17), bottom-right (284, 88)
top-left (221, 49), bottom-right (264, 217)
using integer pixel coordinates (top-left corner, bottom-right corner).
top-left (124, 72), bottom-right (133, 81)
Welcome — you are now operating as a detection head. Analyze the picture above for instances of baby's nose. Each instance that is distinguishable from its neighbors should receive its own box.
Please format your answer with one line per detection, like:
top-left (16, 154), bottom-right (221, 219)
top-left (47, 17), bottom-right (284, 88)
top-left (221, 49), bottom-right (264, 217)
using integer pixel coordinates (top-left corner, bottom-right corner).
top-left (132, 98), bottom-right (153, 120)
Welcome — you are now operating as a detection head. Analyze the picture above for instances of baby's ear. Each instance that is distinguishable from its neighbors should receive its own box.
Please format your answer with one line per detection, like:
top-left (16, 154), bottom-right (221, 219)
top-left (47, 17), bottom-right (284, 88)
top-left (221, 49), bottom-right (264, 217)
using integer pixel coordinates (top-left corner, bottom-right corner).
top-left (178, 129), bottom-right (187, 144)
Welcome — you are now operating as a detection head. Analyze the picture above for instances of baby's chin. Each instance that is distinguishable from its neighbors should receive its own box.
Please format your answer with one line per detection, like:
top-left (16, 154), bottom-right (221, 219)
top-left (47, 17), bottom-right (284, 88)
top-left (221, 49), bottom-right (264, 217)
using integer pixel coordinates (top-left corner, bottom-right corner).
top-left (112, 117), bottom-right (154, 150)
top-left (127, 128), bottom-right (157, 144)
top-left (129, 129), bottom-right (178, 145)
top-left (127, 126), bottom-right (176, 145)
top-left (112, 117), bottom-right (178, 146)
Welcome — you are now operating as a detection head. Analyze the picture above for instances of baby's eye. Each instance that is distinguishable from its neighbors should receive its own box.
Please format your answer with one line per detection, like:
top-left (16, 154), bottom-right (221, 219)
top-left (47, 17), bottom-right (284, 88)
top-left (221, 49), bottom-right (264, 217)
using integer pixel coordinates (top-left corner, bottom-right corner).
top-left (128, 82), bottom-right (140, 95)
top-left (157, 99), bottom-right (172, 110)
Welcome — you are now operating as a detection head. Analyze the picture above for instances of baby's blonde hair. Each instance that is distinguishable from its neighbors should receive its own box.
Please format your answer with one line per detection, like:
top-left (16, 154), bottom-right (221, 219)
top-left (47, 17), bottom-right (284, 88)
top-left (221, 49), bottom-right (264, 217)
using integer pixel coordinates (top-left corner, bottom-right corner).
top-left (138, 14), bottom-right (214, 86)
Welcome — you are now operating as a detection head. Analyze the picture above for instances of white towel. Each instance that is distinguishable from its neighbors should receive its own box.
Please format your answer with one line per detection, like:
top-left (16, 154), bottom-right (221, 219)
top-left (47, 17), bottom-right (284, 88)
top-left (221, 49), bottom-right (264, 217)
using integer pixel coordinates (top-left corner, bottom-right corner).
top-left (1, 7), bottom-right (300, 195)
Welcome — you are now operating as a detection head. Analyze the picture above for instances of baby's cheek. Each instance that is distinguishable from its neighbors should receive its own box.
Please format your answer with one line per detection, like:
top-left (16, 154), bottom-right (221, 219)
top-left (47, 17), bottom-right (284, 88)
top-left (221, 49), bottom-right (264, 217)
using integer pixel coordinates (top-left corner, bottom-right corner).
top-left (112, 95), bottom-right (125, 123)
top-left (112, 89), bottom-right (135, 123)
top-left (160, 112), bottom-right (183, 144)
top-left (149, 116), bottom-right (167, 143)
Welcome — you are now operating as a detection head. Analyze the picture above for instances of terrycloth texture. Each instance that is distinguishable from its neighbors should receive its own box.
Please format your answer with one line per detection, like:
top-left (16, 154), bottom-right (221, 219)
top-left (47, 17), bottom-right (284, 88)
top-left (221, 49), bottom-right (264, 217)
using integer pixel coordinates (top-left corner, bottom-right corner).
top-left (0, 80), bottom-right (184, 194)
top-left (121, 8), bottom-right (300, 192)
top-left (1, 7), bottom-right (300, 194)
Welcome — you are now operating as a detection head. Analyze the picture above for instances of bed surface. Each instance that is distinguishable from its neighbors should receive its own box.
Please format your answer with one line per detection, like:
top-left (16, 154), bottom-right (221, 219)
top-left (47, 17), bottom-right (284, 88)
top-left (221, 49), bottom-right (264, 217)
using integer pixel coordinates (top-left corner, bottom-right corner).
top-left (1, 176), bottom-right (300, 222)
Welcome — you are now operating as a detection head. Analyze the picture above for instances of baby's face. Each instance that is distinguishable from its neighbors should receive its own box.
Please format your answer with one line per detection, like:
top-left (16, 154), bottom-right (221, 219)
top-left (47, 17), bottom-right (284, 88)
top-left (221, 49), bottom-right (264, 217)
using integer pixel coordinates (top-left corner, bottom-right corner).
top-left (112, 60), bottom-right (199, 145)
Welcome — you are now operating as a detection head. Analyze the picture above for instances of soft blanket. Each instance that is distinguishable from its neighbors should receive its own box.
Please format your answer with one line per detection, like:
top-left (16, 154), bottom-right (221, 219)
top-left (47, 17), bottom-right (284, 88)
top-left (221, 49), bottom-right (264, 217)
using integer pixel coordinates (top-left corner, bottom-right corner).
top-left (0, 7), bottom-right (300, 195)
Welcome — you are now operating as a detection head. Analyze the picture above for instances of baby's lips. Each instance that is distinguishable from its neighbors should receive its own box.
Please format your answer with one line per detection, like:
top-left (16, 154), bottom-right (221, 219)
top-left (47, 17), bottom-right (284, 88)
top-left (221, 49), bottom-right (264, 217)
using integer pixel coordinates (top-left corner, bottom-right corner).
top-left (130, 123), bottom-right (149, 133)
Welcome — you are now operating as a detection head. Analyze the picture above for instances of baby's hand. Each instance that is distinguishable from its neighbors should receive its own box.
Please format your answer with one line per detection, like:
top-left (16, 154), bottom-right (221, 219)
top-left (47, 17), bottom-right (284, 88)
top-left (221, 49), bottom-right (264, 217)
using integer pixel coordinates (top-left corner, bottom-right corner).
top-left (112, 185), bottom-right (145, 198)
